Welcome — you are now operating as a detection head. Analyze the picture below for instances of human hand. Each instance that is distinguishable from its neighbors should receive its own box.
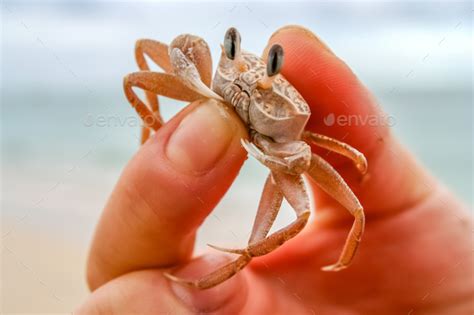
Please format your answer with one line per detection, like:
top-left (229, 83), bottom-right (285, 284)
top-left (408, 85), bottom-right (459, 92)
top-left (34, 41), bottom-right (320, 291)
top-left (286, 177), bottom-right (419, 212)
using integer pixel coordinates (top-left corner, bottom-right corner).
top-left (76, 26), bottom-right (473, 315)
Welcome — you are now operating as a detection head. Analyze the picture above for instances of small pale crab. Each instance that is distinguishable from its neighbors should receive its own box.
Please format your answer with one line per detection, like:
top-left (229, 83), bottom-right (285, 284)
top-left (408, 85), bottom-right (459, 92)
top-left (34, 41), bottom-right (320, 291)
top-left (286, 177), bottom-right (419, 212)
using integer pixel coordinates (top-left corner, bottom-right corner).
top-left (123, 27), bottom-right (367, 289)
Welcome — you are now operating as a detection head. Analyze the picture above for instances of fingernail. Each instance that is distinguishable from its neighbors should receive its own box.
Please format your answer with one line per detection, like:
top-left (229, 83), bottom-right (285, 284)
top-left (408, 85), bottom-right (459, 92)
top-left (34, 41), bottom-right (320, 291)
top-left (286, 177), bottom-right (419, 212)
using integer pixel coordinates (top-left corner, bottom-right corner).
top-left (166, 100), bottom-right (236, 174)
top-left (169, 255), bottom-right (245, 313)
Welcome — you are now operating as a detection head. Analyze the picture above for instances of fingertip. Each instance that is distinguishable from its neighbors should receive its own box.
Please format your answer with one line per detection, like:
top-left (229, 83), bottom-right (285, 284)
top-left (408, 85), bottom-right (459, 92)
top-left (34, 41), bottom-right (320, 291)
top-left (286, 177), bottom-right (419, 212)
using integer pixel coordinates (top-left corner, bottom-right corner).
top-left (266, 24), bottom-right (334, 55)
top-left (129, 98), bottom-right (247, 226)
top-left (165, 99), bottom-right (246, 175)
top-left (263, 26), bottom-right (434, 216)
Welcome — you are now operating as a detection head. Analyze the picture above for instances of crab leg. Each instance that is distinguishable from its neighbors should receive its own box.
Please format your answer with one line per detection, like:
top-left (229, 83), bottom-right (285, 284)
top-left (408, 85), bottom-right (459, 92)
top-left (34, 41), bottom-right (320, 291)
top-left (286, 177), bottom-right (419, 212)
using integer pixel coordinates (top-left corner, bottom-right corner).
top-left (208, 172), bottom-right (310, 258)
top-left (135, 39), bottom-right (173, 143)
top-left (123, 71), bottom-right (202, 130)
top-left (248, 174), bottom-right (284, 244)
top-left (306, 153), bottom-right (365, 271)
top-left (208, 173), bottom-right (283, 253)
top-left (139, 117), bottom-right (153, 143)
top-left (242, 172), bottom-right (311, 256)
top-left (164, 255), bottom-right (251, 290)
top-left (303, 131), bottom-right (367, 174)
top-left (165, 174), bottom-right (284, 289)
top-left (135, 39), bottom-right (173, 74)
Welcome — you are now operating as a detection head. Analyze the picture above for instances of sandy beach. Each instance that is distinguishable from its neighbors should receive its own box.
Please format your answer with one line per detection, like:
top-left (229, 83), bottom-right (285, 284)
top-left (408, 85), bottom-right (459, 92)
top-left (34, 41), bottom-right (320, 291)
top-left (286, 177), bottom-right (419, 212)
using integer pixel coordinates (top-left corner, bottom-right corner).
top-left (2, 220), bottom-right (89, 313)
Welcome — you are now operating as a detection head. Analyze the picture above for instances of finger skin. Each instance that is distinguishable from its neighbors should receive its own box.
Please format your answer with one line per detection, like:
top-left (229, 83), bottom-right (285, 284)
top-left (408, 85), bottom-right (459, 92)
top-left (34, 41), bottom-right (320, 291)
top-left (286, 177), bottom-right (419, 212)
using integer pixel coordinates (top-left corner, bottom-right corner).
top-left (254, 185), bottom-right (474, 315)
top-left (265, 25), bottom-right (434, 216)
top-left (87, 99), bottom-right (247, 290)
top-left (78, 257), bottom-right (278, 315)
top-left (78, 268), bottom-right (247, 315)
top-left (77, 270), bottom-right (190, 315)
top-left (79, 254), bottom-right (319, 315)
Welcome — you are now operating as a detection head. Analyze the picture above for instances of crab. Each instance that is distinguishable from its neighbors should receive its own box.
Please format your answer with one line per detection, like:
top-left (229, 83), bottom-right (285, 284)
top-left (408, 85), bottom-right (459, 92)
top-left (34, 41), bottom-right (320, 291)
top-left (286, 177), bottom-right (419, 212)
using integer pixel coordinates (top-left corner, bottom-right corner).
top-left (123, 27), bottom-right (367, 289)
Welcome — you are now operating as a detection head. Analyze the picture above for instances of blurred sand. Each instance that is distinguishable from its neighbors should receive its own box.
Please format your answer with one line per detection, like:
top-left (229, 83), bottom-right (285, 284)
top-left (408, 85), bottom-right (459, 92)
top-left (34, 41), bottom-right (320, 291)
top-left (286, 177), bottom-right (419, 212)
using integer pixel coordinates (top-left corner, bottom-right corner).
top-left (2, 220), bottom-right (89, 314)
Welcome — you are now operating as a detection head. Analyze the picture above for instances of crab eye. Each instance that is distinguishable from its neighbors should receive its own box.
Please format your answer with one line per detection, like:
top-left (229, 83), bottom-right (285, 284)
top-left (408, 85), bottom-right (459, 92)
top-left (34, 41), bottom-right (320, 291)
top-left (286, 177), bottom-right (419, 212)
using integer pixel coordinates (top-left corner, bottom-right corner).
top-left (224, 27), bottom-right (241, 60)
top-left (266, 44), bottom-right (284, 77)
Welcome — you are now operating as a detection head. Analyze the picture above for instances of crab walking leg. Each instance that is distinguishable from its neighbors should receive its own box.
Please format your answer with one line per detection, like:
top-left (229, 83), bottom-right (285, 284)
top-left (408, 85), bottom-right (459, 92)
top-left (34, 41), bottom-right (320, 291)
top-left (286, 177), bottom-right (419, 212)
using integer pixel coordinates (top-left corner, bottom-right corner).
top-left (164, 255), bottom-right (251, 290)
top-left (248, 174), bottom-right (284, 244)
top-left (135, 39), bottom-right (173, 143)
top-left (209, 172), bottom-right (311, 258)
top-left (135, 39), bottom-right (173, 74)
top-left (243, 172), bottom-right (311, 256)
top-left (303, 131), bottom-right (367, 174)
top-left (166, 174), bottom-right (284, 289)
top-left (208, 173), bottom-right (284, 253)
top-left (306, 153), bottom-right (365, 271)
top-left (123, 71), bottom-right (203, 130)
top-left (140, 125), bottom-right (151, 144)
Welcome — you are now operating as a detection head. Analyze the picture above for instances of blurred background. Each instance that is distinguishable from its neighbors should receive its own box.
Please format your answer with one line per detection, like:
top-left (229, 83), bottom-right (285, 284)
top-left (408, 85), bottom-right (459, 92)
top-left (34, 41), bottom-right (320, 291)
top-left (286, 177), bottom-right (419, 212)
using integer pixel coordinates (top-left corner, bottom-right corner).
top-left (1, 0), bottom-right (472, 313)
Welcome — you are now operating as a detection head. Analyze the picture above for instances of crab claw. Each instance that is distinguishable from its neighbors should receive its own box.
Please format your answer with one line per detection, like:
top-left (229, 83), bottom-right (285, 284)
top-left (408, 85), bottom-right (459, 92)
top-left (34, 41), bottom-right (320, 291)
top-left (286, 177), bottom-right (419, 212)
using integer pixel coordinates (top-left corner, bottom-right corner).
top-left (170, 48), bottom-right (224, 102)
top-left (207, 243), bottom-right (247, 255)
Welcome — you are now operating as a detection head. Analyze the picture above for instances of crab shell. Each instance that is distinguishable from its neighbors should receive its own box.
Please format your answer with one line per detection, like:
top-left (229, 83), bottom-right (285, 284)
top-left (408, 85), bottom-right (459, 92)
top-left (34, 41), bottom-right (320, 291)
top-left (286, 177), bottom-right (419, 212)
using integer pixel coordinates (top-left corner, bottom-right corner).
top-left (212, 50), bottom-right (311, 143)
top-left (123, 31), bottom-right (368, 290)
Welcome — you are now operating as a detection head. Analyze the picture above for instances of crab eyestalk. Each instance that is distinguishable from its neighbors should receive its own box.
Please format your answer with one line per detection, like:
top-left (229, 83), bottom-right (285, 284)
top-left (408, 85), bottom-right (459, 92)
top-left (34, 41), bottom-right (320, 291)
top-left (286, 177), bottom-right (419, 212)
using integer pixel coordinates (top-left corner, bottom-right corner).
top-left (224, 27), bottom-right (247, 72)
top-left (259, 44), bottom-right (284, 89)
